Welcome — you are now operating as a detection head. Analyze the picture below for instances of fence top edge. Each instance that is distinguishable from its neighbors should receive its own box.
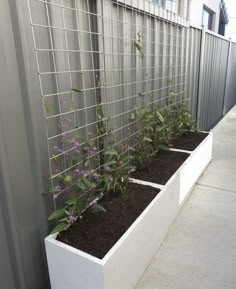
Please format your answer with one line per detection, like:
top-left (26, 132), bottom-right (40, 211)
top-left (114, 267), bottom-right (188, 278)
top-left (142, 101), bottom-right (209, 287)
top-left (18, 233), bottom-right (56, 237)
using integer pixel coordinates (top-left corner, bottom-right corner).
top-left (190, 25), bottom-right (236, 44)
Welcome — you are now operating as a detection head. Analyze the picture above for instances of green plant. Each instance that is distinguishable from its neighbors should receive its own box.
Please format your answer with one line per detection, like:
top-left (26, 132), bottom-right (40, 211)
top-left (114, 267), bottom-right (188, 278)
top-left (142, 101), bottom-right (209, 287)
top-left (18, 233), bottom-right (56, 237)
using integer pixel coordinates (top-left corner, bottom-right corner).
top-left (131, 105), bottom-right (156, 168)
top-left (134, 31), bottom-right (144, 61)
top-left (160, 101), bottom-right (194, 146)
top-left (96, 103), bottom-right (107, 136)
top-left (152, 105), bottom-right (169, 149)
top-left (48, 131), bottom-right (102, 234)
top-left (175, 101), bottom-right (193, 135)
top-left (48, 197), bottom-right (80, 234)
top-left (99, 148), bottom-right (135, 194)
top-left (160, 104), bottom-right (178, 145)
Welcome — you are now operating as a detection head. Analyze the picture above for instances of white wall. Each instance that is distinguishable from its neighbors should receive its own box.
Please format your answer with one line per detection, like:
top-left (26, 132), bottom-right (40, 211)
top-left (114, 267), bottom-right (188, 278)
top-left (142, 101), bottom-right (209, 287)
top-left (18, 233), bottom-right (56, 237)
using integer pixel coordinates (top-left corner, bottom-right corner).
top-left (190, 0), bottom-right (221, 32)
top-left (225, 0), bottom-right (236, 42)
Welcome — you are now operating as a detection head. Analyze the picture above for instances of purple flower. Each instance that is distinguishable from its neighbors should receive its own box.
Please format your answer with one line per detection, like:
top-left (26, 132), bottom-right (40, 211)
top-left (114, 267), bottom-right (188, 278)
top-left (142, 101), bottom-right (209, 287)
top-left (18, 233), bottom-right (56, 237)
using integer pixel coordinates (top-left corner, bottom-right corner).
top-left (69, 139), bottom-right (80, 148)
top-left (109, 175), bottom-right (113, 182)
top-left (88, 147), bottom-right (97, 157)
top-left (67, 207), bottom-right (77, 224)
top-left (53, 193), bottom-right (59, 200)
top-left (67, 215), bottom-right (77, 224)
top-left (80, 170), bottom-right (91, 177)
top-left (60, 99), bottom-right (66, 105)
top-left (73, 169), bottom-right (80, 176)
top-left (64, 187), bottom-right (70, 194)
top-left (92, 173), bottom-right (101, 182)
top-left (53, 146), bottom-right (63, 154)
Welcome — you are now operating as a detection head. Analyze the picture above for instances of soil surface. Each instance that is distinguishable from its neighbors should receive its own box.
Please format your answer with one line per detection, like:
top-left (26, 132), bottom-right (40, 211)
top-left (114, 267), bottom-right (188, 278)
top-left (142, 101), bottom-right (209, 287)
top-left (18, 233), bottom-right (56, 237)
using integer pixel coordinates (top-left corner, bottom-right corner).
top-left (131, 150), bottom-right (189, 185)
top-left (57, 183), bottom-right (160, 259)
top-left (173, 131), bottom-right (208, 151)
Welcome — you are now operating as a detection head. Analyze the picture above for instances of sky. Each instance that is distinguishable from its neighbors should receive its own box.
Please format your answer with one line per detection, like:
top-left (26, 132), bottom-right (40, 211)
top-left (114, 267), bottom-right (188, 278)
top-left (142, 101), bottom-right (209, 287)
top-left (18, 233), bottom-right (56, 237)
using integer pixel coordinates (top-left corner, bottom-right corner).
top-left (225, 0), bottom-right (236, 41)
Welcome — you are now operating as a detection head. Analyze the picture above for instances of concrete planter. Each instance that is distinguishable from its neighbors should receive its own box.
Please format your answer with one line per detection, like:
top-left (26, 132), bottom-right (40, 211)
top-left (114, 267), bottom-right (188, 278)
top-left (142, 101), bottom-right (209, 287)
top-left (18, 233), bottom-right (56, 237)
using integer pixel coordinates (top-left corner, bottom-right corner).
top-left (45, 132), bottom-right (213, 289)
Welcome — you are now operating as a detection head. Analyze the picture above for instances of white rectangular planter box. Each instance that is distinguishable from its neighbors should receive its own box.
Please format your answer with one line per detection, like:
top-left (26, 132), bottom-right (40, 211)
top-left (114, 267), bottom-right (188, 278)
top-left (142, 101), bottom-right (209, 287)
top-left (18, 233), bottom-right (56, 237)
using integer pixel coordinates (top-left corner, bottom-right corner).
top-left (45, 132), bottom-right (213, 289)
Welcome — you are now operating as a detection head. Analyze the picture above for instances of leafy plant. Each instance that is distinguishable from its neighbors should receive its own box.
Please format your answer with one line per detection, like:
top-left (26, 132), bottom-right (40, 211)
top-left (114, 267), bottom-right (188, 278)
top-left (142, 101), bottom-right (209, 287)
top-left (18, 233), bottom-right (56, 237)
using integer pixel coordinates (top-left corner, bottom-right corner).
top-left (72, 88), bottom-right (81, 93)
top-left (96, 103), bottom-right (108, 136)
top-left (175, 101), bottom-right (193, 135)
top-left (132, 105), bottom-right (156, 168)
top-left (152, 105), bottom-right (169, 150)
top-left (100, 148), bottom-right (135, 194)
top-left (160, 101), bottom-right (194, 145)
top-left (134, 31), bottom-right (144, 61)
top-left (48, 197), bottom-right (80, 234)
top-left (48, 131), bottom-right (101, 234)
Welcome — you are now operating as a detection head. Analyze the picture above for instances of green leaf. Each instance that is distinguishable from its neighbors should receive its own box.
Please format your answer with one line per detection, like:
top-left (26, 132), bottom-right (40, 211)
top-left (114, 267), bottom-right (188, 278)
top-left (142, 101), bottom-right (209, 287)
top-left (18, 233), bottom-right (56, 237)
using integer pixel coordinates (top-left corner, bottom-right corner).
top-left (85, 159), bottom-right (90, 167)
top-left (48, 187), bottom-right (60, 193)
top-left (48, 209), bottom-right (65, 221)
top-left (51, 154), bottom-right (57, 161)
top-left (130, 113), bottom-right (136, 120)
top-left (72, 88), bottom-right (81, 93)
top-left (77, 181), bottom-right (87, 191)
top-left (155, 110), bottom-right (164, 123)
top-left (126, 163), bottom-right (136, 170)
top-left (51, 222), bottom-right (67, 234)
top-left (104, 149), bottom-right (118, 156)
top-left (104, 160), bottom-right (116, 167)
top-left (82, 177), bottom-right (96, 189)
top-left (143, 137), bottom-right (152, 143)
top-left (66, 197), bottom-right (77, 206)
top-left (72, 159), bottom-right (79, 166)
top-left (91, 204), bottom-right (106, 214)
top-left (45, 104), bottom-right (51, 114)
top-left (64, 175), bottom-right (72, 183)
top-left (170, 91), bottom-right (177, 96)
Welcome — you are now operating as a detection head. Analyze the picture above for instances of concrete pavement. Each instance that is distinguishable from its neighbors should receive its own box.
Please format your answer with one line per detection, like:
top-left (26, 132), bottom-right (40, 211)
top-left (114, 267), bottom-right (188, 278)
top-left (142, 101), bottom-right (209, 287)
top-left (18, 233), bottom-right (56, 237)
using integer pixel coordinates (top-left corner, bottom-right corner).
top-left (135, 106), bottom-right (236, 289)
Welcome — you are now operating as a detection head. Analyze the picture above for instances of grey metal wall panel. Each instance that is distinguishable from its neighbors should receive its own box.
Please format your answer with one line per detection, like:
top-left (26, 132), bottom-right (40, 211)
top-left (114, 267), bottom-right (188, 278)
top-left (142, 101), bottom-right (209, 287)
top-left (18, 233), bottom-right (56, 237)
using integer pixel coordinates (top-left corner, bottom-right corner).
top-left (186, 27), bottom-right (201, 121)
top-left (199, 33), bottom-right (230, 130)
top-left (0, 205), bottom-right (17, 289)
top-left (224, 43), bottom-right (236, 113)
top-left (187, 27), bottom-right (235, 131)
top-left (0, 0), bottom-right (51, 289)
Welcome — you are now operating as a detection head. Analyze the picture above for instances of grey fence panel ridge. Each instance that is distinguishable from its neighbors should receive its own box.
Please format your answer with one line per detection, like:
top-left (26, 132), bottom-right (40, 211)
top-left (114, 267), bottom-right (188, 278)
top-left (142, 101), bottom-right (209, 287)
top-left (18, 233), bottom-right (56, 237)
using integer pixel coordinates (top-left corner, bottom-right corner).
top-left (224, 42), bottom-right (236, 113)
top-left (186, 26), bottom-right (201, 121)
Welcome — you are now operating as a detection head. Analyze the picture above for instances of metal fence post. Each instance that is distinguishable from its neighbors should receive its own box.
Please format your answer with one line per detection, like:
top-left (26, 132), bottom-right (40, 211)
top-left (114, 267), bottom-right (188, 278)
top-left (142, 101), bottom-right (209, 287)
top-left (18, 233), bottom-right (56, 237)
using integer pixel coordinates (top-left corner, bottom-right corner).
top-left (196, 26), bottom-right (206, 130)
top-left (222, 39), bottom-right (232, 116)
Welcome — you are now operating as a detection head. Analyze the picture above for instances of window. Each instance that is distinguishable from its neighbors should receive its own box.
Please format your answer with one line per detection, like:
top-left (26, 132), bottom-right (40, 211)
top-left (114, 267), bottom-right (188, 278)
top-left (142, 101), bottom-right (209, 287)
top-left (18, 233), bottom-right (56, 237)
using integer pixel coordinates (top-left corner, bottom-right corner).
top-left (165, 0), bottom-right (177, 13)
top-left (153, 0), bottom-right (178, 14)
top-left (202, 7), bottom-right (214, 30)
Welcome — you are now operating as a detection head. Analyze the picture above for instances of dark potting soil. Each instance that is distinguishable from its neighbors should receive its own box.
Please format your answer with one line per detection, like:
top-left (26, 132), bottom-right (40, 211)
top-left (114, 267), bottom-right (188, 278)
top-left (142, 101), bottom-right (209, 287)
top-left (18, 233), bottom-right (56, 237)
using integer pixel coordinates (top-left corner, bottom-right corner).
top-left (173, 131), bottom-right (208, 151)
top-left (131, 150), bottom-right (189, 185)
top-left (57, 183), bottom-right (160, 259)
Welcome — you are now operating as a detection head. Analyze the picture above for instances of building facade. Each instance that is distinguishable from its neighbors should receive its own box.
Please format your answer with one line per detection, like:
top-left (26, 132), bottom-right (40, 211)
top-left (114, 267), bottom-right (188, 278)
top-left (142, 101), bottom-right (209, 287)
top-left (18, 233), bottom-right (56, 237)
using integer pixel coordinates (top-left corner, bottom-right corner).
top-left (189, 0), bottom-right (228, 35)
top-left (152, 0), bottom-right (228, 35)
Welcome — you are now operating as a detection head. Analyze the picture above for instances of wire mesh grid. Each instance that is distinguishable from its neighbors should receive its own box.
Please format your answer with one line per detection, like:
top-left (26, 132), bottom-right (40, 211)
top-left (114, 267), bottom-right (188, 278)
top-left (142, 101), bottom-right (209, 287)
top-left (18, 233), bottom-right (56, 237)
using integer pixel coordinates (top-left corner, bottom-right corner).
top-left (26, 0), bottom-right (189, 210)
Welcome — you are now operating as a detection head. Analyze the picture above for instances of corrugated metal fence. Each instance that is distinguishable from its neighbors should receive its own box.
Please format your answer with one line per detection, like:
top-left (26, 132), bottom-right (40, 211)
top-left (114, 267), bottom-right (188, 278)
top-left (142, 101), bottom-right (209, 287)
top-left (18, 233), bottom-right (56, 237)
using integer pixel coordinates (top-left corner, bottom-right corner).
top-left (187, 27), bottom-right (236, 130)
top-left (1, 1), bottom-right (236, 289)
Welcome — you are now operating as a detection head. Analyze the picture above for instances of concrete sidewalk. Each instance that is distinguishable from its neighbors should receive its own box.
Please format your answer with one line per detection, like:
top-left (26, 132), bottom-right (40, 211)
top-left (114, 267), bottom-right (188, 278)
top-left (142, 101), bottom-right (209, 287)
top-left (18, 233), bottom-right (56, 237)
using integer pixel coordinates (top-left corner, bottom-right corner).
top-left (136, 106), bottom-right (236, 289)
